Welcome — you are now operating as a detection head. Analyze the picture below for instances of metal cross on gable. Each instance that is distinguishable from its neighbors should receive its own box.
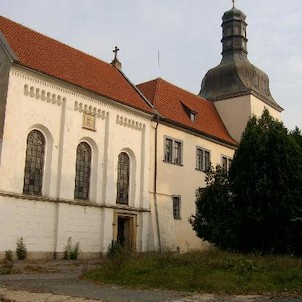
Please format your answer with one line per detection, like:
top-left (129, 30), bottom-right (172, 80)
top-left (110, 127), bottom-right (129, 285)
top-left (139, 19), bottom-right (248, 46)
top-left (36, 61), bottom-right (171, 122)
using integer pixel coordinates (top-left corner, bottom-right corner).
top-left (113, 46), bottom-right (120, 60)
top-left (232, 0), bottom-right (236, 8)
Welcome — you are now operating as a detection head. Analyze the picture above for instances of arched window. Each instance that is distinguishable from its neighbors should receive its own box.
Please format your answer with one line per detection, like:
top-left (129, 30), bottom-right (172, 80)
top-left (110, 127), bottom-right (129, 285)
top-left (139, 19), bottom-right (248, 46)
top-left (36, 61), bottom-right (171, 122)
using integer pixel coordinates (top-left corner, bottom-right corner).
top-left (116, 152), bottom-right (130, 205)
top-left (23, 130), bottom-right (45, 195)
top-left (74, 142), bottom-right (91, 200)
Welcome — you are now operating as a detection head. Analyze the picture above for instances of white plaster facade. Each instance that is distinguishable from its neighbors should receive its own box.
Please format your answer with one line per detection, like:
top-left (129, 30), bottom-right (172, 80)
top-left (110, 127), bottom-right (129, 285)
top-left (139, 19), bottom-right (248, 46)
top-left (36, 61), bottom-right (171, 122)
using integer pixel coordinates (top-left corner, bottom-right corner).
top-left (214, 95), bottom-right (281, 142)
top-left (149, 122), bottom-right (235, 253)
top-left (0, 66), bottom-right (153, 259)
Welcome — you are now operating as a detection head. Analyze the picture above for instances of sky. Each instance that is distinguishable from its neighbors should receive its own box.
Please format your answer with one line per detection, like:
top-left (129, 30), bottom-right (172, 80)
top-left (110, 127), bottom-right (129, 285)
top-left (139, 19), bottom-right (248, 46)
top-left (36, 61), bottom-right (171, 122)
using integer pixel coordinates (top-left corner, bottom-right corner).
top-left (0, 0), bottom-right (301, 130)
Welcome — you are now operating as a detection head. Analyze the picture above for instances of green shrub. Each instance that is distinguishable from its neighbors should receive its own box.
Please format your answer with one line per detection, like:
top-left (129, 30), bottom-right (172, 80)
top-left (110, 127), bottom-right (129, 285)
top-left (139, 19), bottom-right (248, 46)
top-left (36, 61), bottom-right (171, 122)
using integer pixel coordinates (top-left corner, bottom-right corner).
top-left (0, 260), bottom-right (14, 274)
top-left (70, 242), bottom-right (80, 260)
top-left (104, 241), bottom-right (132, 276)
top-left (223, 256), bottom-right (261, 273)
top-left (16, 237), bottom-right (27, 260)
top-left (64, 237), bottom-right (80, 260)
top-left (5, 249), bottom-right (13, 262)
top-left (107, 240), bottom-right (123, 258)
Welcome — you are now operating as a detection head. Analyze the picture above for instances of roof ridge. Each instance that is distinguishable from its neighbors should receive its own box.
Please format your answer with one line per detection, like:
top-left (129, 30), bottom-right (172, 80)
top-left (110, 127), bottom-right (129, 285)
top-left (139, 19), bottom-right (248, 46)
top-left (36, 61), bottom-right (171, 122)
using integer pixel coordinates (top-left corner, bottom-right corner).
top-left (117, 68), bottom-right (155, 112)
top-left (156, 77), bottom-right (211, 103)
top-left (153, 77), bottom-right (162, 108)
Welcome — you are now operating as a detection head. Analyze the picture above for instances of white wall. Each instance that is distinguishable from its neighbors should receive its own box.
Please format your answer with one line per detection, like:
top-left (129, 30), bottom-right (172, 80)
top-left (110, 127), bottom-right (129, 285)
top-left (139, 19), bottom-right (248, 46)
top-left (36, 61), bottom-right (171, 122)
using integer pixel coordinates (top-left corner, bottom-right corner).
top-left (150, 122), bottom-right (235, 252)
top-left (214, 95), bottom-right (282, 143)
top-left (0, 66), bottom-right (152, 258)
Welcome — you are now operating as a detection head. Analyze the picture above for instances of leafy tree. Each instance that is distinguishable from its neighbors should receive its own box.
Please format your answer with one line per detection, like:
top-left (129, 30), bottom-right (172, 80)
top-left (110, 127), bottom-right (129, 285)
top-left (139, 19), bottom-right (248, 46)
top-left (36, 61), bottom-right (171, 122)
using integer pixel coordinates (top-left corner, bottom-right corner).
top-left (190, 166), bottom-right (237, 250)
top-left (191, 110), bottom-right (302, 254)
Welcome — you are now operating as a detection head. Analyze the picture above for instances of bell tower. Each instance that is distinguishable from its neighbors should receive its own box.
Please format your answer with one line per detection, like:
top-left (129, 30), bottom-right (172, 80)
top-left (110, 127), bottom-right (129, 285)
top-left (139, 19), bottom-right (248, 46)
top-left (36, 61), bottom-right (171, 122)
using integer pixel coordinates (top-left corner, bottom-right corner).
top-left (221, 1), bottom-right (248, 57)
top-left (199, 2), bottom-right (283, 142)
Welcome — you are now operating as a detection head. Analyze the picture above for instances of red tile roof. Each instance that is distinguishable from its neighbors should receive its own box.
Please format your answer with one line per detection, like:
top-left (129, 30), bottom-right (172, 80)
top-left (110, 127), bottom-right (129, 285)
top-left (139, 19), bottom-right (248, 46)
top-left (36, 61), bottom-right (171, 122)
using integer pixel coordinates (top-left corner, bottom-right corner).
top-left (138, 78), bottom-right (237, 146)
top-left (0, 16), bottom-right (152, 113)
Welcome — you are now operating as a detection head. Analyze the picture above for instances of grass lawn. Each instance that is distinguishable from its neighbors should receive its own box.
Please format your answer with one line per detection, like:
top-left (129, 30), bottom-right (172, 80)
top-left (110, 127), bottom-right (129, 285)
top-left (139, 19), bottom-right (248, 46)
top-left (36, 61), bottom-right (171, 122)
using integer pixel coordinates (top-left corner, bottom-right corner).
top-left (84, 249), bottom-right (302, 295)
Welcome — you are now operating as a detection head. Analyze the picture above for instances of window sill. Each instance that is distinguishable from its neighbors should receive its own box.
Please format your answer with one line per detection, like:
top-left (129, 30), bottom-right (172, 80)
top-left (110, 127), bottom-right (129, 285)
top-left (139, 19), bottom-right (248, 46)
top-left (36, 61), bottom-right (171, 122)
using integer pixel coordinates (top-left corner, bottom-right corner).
top-left (195, 168), bottom-right (208, 173)
top-left (163, 160), bottom-right (183, 167)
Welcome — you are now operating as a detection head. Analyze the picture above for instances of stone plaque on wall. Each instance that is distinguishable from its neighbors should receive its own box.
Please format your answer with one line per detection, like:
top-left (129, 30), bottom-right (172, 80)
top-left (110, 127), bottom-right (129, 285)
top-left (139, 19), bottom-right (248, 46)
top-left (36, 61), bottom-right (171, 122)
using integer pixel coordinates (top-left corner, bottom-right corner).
top-left (82, 112), bottom-right (96, 131)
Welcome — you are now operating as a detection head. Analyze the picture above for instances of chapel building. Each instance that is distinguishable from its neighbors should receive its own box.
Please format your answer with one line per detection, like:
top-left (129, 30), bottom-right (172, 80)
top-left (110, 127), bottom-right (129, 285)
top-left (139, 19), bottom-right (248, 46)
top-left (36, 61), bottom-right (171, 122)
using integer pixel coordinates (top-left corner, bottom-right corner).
top-left (0, 15), bottom-right (154, 258)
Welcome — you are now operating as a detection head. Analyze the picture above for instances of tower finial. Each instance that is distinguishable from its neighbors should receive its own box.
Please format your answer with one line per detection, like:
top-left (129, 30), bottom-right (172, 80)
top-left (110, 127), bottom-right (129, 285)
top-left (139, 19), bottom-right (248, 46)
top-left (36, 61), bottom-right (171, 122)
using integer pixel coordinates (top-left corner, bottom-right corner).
top-left (232, 0), bottom-right (236, 8)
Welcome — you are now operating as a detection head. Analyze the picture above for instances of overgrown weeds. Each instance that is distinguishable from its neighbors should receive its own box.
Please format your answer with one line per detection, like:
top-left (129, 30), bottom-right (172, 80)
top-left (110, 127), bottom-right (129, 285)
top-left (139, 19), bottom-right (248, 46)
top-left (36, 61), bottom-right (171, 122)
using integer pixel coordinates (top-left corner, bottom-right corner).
top-left (0, 260), bottom-right (14, 275)
top-left (63, 237), bottom-right (80, 260)
top-left (102, 241), bottom-right (133, 278)
top-left (0, 250), bottom-right (14, 274)
top-left (16, 237), bottom-right (27, 260)
top-left (85, 248), bottom-right (302, 295)
top-left (4, 250), bottom-right (13, 262)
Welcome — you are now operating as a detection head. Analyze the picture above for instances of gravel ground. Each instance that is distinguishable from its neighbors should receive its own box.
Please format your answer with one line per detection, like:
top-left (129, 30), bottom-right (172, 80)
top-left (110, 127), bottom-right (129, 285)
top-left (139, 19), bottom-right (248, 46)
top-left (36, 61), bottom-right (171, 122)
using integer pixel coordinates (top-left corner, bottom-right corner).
top-left (0, 260), bottom-right (301, 302)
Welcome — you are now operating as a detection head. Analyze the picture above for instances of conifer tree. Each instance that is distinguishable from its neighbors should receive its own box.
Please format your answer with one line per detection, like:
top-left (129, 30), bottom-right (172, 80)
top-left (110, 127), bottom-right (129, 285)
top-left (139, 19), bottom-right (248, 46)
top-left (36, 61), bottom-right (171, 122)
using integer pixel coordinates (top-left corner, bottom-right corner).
top-left (191, 110), bottom-right (302, 254)
top-left (229, 110), bottom-right (302, 253)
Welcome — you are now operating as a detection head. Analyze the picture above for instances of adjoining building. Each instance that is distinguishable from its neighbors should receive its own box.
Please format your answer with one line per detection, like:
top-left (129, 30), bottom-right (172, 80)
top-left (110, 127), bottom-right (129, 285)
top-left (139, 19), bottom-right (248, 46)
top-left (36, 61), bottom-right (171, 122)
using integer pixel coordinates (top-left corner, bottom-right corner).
top-left (138, 78), bottom-right (236, 252)
top-left (0, 3), bottom-right (282, 258)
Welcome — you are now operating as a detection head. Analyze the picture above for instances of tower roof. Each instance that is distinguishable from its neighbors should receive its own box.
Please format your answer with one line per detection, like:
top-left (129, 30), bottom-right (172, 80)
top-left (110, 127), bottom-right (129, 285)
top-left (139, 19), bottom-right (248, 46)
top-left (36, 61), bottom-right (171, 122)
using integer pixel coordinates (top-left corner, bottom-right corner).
top-left (222, 6), bottom-right (246, 22)
top-left (199, 5), bottom-right (283, 112)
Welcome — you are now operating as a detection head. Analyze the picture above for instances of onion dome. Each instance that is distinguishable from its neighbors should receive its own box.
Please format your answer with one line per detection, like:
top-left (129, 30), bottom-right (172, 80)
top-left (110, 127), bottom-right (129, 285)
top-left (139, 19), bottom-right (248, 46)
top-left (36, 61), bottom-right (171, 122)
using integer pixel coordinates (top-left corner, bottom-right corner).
top-left (199, 4), bottom-right (282, 111)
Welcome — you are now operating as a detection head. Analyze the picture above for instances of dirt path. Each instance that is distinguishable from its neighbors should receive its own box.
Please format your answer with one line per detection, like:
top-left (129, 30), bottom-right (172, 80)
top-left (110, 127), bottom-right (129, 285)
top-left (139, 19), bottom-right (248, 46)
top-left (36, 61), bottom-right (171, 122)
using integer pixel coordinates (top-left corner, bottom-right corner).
top-left (0, 260), bottom-right (301, 302)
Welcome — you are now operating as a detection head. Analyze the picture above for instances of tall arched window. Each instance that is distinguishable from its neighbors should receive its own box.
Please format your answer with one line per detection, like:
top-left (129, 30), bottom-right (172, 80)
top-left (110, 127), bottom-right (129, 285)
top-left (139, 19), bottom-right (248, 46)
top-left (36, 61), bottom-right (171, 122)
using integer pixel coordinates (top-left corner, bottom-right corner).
top-left (116, 152), bottom-right (130, 205)
top-left (74, 142), bottom-right (91, 200)
top-left (23, 130), bottom-right (45, 195)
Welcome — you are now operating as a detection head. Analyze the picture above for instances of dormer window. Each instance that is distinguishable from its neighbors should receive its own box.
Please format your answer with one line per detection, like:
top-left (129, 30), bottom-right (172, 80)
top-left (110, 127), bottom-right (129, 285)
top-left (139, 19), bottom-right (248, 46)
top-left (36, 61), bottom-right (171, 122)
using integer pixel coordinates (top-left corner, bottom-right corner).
top-left (180, 101), bottom-right (197, 123)
top-left (190, 112), bottom-right (197, 122)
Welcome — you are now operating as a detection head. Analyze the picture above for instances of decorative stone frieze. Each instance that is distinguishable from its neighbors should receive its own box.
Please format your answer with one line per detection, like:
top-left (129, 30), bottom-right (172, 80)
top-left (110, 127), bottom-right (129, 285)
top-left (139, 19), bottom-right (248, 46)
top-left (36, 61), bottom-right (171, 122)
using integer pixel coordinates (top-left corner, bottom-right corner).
top-left (82, 112), bottom-right (96, 131)
top-left (74, 101), bottom-right (108, 119)
top-left (24, 84), bottom-right (64, 106)
top-left (116, 115), bottom-right (145, 131)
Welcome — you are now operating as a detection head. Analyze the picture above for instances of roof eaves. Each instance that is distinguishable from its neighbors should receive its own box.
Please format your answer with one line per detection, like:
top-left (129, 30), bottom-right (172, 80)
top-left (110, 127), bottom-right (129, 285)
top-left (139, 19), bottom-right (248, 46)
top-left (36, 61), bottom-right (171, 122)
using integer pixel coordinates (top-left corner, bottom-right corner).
top-left (14, 62), bottom-right (154, 117)
top-left (210, 89), bottom-right (283, 112)
top-left (160, 117), bottom-right (238, 148)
